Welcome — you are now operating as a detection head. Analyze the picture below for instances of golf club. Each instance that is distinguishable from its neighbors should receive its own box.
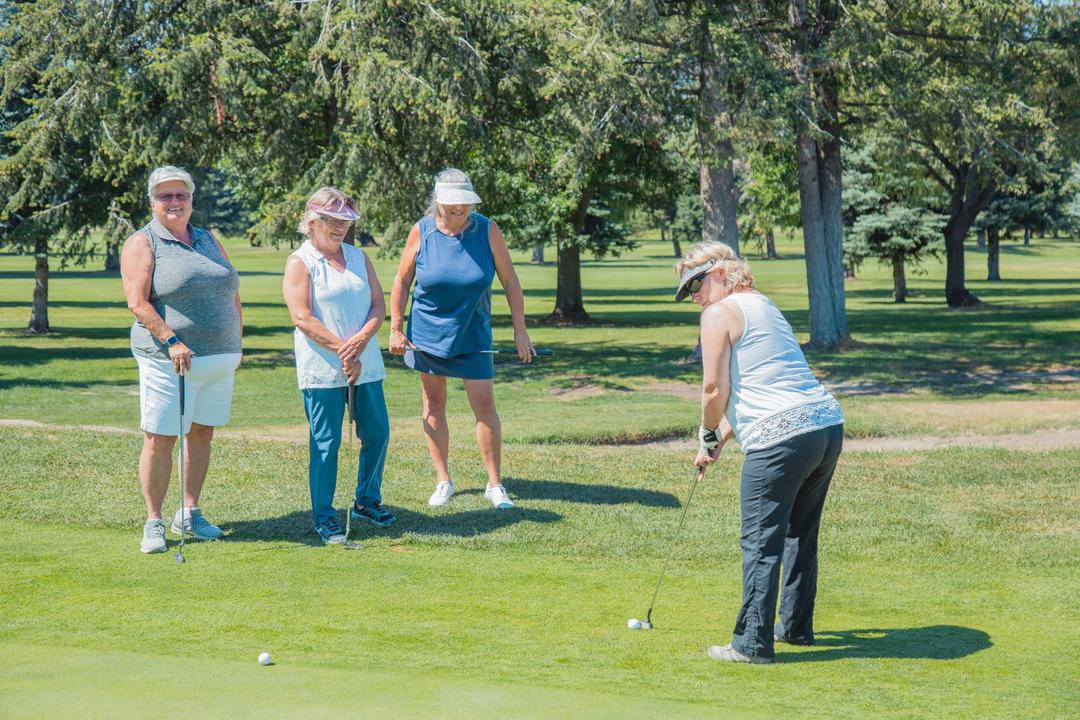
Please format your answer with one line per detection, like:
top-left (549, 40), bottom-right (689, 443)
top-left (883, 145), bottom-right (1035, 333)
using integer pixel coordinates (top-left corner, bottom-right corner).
top-left (642, 465), bottom-right (706, 627)
top-left (384, 345), bottom-right (554, 357)
top-left (339, 381), bottom-right (362, 552)
top-left (175, 372), bottom-right (186, 564)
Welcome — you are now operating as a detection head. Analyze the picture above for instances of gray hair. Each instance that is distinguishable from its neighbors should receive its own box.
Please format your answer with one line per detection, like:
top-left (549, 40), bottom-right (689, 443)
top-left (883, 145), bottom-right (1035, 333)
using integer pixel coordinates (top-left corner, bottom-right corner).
top-left (426, 168), bottom-right (475, 217)
top-left (147, 165), bottom-right (195, 199)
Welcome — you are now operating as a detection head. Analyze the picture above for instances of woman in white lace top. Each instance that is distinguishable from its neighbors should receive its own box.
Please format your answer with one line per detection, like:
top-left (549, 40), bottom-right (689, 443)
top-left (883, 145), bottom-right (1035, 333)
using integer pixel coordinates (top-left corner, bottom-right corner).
top-left (674, 242), bottom-right (844, 665)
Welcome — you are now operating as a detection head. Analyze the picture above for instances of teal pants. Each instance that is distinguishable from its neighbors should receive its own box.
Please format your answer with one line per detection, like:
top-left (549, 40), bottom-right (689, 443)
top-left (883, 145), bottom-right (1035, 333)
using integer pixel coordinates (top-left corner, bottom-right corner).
top-left (302, 382), bottom-right (389, 527)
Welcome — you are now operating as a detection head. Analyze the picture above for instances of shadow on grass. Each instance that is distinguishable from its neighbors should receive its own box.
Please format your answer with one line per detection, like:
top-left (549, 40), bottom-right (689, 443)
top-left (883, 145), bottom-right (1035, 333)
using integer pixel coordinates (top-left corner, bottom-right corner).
top-left (455, 478), bottom-right (680, 507)
top-left (780, 625), bottom-right (992, 663)
top-left (221, 506), bottom-right (563, 545)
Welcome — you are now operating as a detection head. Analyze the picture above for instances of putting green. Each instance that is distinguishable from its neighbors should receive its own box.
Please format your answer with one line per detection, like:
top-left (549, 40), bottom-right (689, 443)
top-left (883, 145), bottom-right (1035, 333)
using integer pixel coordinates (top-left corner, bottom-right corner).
top-left (0, 642), bottom-right (745, 719)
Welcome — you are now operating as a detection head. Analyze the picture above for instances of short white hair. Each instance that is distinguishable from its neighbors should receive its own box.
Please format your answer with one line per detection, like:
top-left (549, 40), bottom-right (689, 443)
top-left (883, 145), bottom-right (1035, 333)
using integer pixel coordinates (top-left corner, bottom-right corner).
top-left (147, 166), bottom-right (195, 199)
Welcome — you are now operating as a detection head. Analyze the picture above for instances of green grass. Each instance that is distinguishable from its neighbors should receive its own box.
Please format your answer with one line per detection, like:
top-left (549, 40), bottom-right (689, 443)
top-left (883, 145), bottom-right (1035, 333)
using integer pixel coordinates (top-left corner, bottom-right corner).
top-left (1, 234), bottom-right (1079, 717)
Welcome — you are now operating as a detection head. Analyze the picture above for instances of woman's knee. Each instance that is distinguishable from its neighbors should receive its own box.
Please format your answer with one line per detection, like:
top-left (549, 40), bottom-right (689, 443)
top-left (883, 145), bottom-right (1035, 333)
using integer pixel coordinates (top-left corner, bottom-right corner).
top-left (186, 422), bottom-right (215, 444)
top-left (143, 431), bottom-right (177, 453)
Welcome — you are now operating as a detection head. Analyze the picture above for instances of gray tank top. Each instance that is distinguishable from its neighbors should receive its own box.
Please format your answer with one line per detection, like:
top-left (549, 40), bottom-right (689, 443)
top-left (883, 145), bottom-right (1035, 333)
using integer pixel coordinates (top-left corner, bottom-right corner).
top-left (130, 218), bottom-right (241, 358)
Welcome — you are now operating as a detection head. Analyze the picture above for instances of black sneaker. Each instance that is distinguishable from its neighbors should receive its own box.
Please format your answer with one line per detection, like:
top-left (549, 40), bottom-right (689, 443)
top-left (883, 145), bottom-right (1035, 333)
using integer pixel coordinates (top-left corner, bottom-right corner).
top-left (350, 501), bottom-right (396, 527)
top-left (773, 622), bottom-right (814, 646)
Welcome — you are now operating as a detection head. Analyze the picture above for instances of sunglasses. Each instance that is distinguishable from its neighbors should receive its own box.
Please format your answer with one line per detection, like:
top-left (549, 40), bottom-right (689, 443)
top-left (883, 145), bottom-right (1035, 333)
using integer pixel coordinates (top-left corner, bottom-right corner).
top-left (316, 213), bottom-right (354, 230)
top-left (155, 192), bottom-right (192, 203)
top-left (687, 272), bottom-right (709, 294)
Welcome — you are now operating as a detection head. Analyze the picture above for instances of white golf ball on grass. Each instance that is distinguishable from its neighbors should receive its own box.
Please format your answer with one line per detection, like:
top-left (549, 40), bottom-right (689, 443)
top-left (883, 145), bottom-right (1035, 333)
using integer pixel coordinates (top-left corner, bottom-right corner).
top-left (257, 652), bottom-right (272, 666)
top-left (627, 618), bottom-right (643, 630)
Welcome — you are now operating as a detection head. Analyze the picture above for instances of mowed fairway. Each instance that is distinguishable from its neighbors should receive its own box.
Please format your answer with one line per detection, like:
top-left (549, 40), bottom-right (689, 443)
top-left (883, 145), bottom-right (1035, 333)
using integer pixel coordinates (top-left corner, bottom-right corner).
top-left (1, 236), bottom-right (1078, 718)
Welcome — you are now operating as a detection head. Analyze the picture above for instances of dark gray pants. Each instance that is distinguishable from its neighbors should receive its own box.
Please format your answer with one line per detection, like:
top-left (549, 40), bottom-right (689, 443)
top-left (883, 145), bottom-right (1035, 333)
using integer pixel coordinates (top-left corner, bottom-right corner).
top-left (730, 423), bottom-right (843, 660)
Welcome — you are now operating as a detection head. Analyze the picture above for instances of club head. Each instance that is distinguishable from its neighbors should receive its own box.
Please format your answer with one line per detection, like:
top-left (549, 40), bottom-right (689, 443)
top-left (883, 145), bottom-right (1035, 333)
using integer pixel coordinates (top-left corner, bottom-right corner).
top-left (174, 552), bottom-right (185, 564)
top-left (340, 541), bottom-right (363, 551)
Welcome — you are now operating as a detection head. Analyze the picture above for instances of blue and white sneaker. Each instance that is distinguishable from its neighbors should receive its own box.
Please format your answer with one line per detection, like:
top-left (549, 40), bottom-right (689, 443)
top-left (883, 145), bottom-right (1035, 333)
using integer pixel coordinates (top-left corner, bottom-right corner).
top-left (140, 518), bottom-right (167, 554)
top-left (171, 507), bottom-right (224, 540)
top-left (350, 501), bottom-right (396, 527)
top-left (315, 517), bottom-right (348, 545)
top-left (484, 484), bottom-right (514, 510)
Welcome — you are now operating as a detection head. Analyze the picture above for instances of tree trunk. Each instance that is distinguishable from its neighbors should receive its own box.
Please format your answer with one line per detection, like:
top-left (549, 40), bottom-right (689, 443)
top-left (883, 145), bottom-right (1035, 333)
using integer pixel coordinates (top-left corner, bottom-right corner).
top-left (697, 25), bottom-right (739, 255)
top-left (943, 168), bottom-right (995, 307)
top-left (892, 254), bottom-right (907, 302)
top-left (790, 0), bottom-right (847, 349)
top-left (548, 190), bottom-right (593, 323)
top-left (795, 132), bottom-right (848, 349)
top-left (550, 241), bottom-right (588, 322)
top-left (987, 227), bottom-right (1001, 281)
top-left (28, 238), bottom-right (50, 333)
top-left (104, 240), bottom-right (121, 271)
top-left (530, 240), bottom-right (544, 264)
top-left (1023, 227), bottom-right (1031, 246)
top-left (976, 228), bottom-right (986, 249)
top-left (765, 227), bottom-right (778, 259)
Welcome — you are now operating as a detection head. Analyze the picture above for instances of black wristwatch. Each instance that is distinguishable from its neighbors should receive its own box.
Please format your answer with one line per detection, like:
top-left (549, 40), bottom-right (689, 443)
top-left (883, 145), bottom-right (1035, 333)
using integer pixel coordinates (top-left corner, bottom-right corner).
top-left (165, 335), bottom-right (180, 347)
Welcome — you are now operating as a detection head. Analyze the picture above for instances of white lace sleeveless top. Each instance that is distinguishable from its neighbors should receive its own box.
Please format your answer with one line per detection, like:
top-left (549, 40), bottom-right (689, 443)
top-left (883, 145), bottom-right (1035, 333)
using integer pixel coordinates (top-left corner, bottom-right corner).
top-left (721, 291), bottom-right (843, 452)
top-left (291, 241), bottom-right (386, 389)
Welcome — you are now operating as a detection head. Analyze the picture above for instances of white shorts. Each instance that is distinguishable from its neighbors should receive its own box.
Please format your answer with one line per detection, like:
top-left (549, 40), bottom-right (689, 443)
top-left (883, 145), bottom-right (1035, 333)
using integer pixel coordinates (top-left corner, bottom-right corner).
top-left (135, 352), bottom-right (242, 435)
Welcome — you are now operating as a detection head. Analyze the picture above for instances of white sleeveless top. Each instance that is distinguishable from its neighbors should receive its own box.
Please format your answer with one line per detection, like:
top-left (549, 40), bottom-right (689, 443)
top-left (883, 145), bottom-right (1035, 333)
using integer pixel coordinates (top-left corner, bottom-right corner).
top-left (721, 291), bottom-right (843, 452)
top-left (291, 241), bottom-right (386, 389)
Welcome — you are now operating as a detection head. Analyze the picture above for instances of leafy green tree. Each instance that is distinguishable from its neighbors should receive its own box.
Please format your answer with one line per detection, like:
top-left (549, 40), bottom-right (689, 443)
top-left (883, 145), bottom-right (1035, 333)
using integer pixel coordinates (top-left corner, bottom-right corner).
top-left (852, 0), bottom-right (1080, 307)
top-left (1, 0), bottom-right (292, 331)
top-left (740, 148), bottom-right (801, 259)
top-left (843, 139), bottom-right (946, 302)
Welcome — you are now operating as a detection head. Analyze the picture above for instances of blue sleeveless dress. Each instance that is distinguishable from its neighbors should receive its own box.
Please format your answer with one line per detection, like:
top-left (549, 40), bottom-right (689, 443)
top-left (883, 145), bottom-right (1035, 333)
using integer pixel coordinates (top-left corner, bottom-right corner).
top-left (404, 213), bottom-right (496, 379)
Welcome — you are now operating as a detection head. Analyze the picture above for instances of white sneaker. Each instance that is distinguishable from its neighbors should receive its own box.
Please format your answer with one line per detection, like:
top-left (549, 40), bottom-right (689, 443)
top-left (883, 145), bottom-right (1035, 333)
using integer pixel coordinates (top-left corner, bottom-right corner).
top-left (484, 484), bottom-right (514, 509)
top-left (171, 507), bottom-right (224, 540)
top-left (707, 644), bottom-right (772, 664)
top-left (140, 519), bottom-right (166, 554)
top-left (428, 480), bottom-right (454, 507)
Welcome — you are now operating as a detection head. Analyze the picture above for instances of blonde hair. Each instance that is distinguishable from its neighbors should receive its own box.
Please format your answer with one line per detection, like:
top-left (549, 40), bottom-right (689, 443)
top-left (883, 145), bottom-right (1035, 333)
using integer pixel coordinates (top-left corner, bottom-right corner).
top-left (675, 242), bottom-right (755, 292)
top-left (297, 186), bottom-right (357, 236)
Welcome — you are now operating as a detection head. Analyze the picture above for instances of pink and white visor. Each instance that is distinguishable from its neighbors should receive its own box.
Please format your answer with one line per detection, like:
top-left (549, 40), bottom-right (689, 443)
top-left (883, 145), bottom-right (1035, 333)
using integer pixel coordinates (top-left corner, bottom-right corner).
top-left (308, 198), bottom-right (359, 222)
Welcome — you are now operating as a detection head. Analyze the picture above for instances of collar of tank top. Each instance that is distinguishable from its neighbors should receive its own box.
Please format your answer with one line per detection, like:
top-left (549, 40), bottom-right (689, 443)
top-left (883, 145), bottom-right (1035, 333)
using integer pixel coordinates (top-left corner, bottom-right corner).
top-left (435, 209), bottom-right (471, 236)
top-left (154, 218), bottom-right (193, 245)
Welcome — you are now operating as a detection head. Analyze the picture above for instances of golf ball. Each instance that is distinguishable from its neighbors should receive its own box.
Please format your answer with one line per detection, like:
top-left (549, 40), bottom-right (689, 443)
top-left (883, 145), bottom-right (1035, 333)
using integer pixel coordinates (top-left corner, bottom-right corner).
top-left (627, 618), bottom-right (643, 630)
top-left (257, 652), bottom-right (272, 666)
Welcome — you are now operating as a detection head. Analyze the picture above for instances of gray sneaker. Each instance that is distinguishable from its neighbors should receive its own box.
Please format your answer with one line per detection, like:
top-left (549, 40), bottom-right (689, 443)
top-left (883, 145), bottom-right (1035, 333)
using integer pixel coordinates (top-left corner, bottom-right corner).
top-left (140, 518), bottom-right (167, 554)
top-left (171, 507), bottom-right (224, 540)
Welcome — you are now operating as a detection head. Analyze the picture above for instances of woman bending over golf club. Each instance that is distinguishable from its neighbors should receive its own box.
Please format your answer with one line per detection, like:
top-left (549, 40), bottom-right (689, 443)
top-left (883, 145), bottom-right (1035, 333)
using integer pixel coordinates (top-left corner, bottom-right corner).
top-left (675, 242), bottom-right (844, 664)
top-left (283, 187), bottom-right (394, 545)
top-left (121, 165), bottom-right (242, 554)
top-left (389, 168), bottom-right (534, 510)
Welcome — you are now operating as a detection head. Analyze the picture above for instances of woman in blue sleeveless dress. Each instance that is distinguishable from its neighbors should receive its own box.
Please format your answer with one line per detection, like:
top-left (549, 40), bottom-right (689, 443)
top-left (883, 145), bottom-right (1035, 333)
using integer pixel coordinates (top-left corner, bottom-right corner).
top-left (389, 169), bottom-right (534, 510)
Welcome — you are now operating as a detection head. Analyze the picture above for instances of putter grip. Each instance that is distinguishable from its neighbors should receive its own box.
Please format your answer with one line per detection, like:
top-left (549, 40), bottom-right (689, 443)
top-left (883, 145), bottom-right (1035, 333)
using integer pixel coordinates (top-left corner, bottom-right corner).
top-left (179, 373), bottom-right (185, 416)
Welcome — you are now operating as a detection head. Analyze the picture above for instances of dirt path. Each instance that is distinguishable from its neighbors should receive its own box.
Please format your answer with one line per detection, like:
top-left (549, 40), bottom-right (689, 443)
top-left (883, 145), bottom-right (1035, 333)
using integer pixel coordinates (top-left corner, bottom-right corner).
top-left (4, 419), bottom-right (1079, 451)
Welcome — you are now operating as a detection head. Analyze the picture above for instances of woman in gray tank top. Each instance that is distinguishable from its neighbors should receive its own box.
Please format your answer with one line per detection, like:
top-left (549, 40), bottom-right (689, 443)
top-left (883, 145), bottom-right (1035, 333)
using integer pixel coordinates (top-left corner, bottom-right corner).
top-left (675, 242), bottom-right (844, 665)
top-left (120, 166), bottom-right (243, 556)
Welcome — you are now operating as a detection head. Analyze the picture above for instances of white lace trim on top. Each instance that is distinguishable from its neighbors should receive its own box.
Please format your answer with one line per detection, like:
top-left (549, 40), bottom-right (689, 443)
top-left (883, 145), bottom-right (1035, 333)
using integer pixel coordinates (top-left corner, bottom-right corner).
top-left (739, 397), bottom-right (844, 452)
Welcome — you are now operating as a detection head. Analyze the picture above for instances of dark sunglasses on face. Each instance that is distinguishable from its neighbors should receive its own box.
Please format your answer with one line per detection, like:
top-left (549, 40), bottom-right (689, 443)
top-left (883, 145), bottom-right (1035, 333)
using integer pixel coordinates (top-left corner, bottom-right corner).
top-left (155, 192), bottom-right (192, 203)
top-left (687, 272), bottom-right (709, 294)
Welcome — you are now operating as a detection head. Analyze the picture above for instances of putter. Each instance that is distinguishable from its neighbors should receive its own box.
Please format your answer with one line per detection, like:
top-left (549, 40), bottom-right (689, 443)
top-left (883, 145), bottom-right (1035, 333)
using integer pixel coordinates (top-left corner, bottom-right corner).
top-left (338, 381), bottom-right (362, 552)
top-left (644, 465), bottom-right (706, 627)
top-left (174, 372), bottom-right (186, 564)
